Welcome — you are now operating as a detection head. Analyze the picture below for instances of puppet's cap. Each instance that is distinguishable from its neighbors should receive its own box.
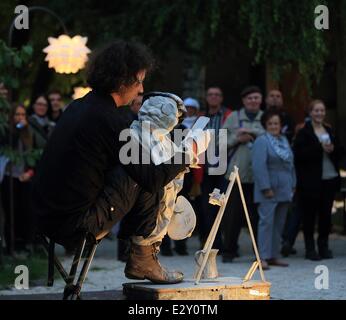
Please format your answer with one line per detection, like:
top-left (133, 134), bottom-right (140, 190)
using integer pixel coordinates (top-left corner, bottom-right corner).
top-left (167, 195), bottom-right (196, 240)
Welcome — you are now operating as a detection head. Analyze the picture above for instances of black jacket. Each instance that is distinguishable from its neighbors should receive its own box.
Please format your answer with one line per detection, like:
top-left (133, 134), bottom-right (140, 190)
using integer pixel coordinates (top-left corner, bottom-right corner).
top-left (32, 90), bottom-right (187, 231)
top-left (293, 121), bottom-right (342, 195)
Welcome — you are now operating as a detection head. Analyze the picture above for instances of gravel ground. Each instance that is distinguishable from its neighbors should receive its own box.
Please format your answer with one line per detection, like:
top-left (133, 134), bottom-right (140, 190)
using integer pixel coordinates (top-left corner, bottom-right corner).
top-left (0, 231), bottom-right (345, 300)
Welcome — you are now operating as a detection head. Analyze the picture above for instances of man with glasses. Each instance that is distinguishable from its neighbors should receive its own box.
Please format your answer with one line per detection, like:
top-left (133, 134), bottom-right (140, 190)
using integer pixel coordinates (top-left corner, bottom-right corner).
top-left (198, 86), bottom-right (231, 250)
top-left (221, 86), bottom-right (265, 262)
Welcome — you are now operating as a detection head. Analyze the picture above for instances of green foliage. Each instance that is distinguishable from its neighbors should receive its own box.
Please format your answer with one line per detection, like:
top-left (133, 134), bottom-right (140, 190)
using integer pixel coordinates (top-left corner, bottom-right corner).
top-left (1, 146), bottom-right (43, 167)
top-left (239, 0), bottom-right (329, 88)
top-left (0, 255), bottom-right (49, 289)
top-left (0, 40), bottom-right (33, 89)
top-left (0, 1), bottom-right (332, 96)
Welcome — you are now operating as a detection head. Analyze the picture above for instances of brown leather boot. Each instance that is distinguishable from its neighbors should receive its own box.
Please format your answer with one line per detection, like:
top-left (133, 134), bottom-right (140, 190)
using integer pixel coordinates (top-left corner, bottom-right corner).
top-left (124, 242), bottom-right (184, 284)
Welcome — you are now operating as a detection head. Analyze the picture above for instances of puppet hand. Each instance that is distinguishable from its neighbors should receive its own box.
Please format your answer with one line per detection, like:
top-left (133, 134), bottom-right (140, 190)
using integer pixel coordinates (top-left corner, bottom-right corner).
top-left (188, 129), bottom-right (211, 155)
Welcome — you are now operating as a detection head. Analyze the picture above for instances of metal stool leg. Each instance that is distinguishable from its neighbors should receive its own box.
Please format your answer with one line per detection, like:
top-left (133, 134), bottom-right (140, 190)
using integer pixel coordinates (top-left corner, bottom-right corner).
top-left (39, 234), bottom-right (70, 285)
top-left (63, 234), bottom-right (99, 300)
top-left (69, 242), bottom-right (98, 300)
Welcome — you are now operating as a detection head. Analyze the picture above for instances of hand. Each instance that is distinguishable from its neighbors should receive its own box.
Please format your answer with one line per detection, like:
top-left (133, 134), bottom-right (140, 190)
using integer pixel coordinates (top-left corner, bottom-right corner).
top-left (237, 133), bottom-right (254, 144)
top-left (17, 119), bottom-right (28, 128)
top-left (237, 128), bottom-right (251, 135)
top-left (322, 143), bottom-right (334, 153)
top-left (263, 189), bottom-right (274, 198)
top-left (19, 172), bottom-right (32, 182)
top-left (182, 129), bottom-right (211, 167)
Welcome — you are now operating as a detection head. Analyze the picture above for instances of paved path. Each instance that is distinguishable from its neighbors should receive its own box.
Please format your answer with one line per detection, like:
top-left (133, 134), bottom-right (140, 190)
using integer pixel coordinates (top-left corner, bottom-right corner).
top-left (0, 231), bottom-right (345, 300)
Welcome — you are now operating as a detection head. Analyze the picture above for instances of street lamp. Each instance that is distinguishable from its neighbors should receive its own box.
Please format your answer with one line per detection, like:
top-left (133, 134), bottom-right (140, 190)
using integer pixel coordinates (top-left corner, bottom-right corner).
top-left (8, 6), bottom-right (91, 74)
top-left (43, 34), bottom-right (91, 74)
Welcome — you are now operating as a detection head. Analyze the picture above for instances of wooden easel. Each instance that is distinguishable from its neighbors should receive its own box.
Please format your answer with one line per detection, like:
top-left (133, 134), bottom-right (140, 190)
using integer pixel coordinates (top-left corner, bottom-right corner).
top-left (194, 166), bottom-right (266, 285)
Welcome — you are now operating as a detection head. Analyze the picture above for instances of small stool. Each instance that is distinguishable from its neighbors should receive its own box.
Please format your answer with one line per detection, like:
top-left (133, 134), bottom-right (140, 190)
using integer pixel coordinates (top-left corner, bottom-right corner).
top-left (39, 232), bottom-right (100, 300)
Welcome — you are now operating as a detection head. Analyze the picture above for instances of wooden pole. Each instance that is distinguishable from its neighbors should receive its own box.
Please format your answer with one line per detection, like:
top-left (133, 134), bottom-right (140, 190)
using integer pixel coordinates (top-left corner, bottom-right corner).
top-left (235, 173), bottom-right (266, 282)
top-left (194, 168), bottom-right (238, 285)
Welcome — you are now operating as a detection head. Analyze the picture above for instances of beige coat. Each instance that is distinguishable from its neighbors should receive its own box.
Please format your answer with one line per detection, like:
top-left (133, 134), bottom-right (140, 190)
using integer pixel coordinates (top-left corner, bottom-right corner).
top-left (222, 108), bottom-right (264, 182)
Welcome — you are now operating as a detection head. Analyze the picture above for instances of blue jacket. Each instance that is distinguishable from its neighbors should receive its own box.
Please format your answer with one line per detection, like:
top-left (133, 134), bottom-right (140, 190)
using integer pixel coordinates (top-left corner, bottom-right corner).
top-left (252, 134), bottom-right (296, 203)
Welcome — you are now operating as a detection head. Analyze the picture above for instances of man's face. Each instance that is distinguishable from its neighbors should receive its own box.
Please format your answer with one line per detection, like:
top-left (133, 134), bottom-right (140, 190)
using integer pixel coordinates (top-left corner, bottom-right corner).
top-left (119, 70), bottom-right (146, 106)
top-left (266, 90), bottom-right (283, 109)
top-left (130, 95), bottom-right (143, 114)
top-left (49, 93), bottom-right (63, 112)
top-left (242, 92), bottom-right (262, 113)
top-left (206, 88), bottom-right (223, 109)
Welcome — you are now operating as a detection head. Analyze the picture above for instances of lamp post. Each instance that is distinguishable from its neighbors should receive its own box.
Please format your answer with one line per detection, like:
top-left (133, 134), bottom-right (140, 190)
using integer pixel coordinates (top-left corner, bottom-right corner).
top-left (8, 6), bottom-right (68, 47)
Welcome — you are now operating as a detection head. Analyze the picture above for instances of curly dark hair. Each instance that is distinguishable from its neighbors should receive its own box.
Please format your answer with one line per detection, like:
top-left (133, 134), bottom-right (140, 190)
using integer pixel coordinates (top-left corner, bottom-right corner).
top-left (87, 39), bottom-right (155, 94)
top-left (261, 109), bottom-right (283, 129)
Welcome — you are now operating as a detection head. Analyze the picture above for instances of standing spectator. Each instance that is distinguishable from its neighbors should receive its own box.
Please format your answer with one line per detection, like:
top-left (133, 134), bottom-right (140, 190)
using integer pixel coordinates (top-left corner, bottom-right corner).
top-left (265, 89), bottom-right (298, 256)
top-left (221, 86), bottom-right (265, 262)
top-left (294, 100), bottom-right (342, 260)
top-left (266, 89), bottom-right (295, 143)
top-left (252, 110), bottom-right (296, 269)
top-left (1, 104), bottom-right (35, 253)
top-left (48, 90), bottom-right (64, 124)
top-left (198, 87), bottom-right (231, 250)
top-left (28, 94), bottom-right (55, 149)
top-left (181, 97), bottom-right (200, 129)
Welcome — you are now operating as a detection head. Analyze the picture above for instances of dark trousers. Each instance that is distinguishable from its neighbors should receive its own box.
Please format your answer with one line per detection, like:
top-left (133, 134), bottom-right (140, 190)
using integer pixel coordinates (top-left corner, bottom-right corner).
top-left (221, 182), bottom-right (258, 256)
top-left (199, 173), bottom-right (225, 250)
top-left (298, 178), bottom-right (338, 251)
top-left (2, 176), bottom-right (35, 253)
top-left (282, 195), bottom-right (302, 247)
top-left (48, 166), bottom-right (160, 250)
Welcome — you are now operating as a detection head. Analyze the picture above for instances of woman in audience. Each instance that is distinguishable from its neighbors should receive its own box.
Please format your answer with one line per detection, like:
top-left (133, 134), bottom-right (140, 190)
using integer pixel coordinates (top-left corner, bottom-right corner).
top-left (28, 94), bottom-right (55, 149)
top-left (294, 100), bottom-right (342, 260)
top-left (252, 109), bottom-right (296, 269)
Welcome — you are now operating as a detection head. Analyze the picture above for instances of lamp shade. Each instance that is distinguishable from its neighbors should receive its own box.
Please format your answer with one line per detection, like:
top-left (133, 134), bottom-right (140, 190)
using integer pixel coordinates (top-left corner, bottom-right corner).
top-left (43, 35), bottom-right (91, 74)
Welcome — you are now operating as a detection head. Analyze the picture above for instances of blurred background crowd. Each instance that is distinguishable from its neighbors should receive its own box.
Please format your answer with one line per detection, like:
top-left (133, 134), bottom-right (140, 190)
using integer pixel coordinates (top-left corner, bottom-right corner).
top-left (0, 82), bottom-right (345, 270)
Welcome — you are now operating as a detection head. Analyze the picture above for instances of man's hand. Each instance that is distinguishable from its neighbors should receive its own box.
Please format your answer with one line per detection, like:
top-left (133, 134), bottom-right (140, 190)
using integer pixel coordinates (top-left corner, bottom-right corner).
top-left (237, 128), bottom-right (252, 135)
top-left (237, 133), bottom-right (254, 144)
top-left (263, 189), bottom-right (274, 198)
top-left (322, 143), bottom-right (334, 154)
top-left (19, 172), bottom-right (32, 182)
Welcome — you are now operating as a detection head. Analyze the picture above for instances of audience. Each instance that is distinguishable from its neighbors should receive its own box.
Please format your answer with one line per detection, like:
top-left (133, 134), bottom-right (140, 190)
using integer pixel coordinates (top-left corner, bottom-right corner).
top-left (0, 84), bottom-right (344, 269)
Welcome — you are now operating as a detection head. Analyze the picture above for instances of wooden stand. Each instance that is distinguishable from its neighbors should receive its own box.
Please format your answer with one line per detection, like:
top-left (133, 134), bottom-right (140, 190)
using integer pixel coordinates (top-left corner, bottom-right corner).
top-left (123, 277), bottom-right (271, 300)
top-left (122, 166), bottom-right (271, 300)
